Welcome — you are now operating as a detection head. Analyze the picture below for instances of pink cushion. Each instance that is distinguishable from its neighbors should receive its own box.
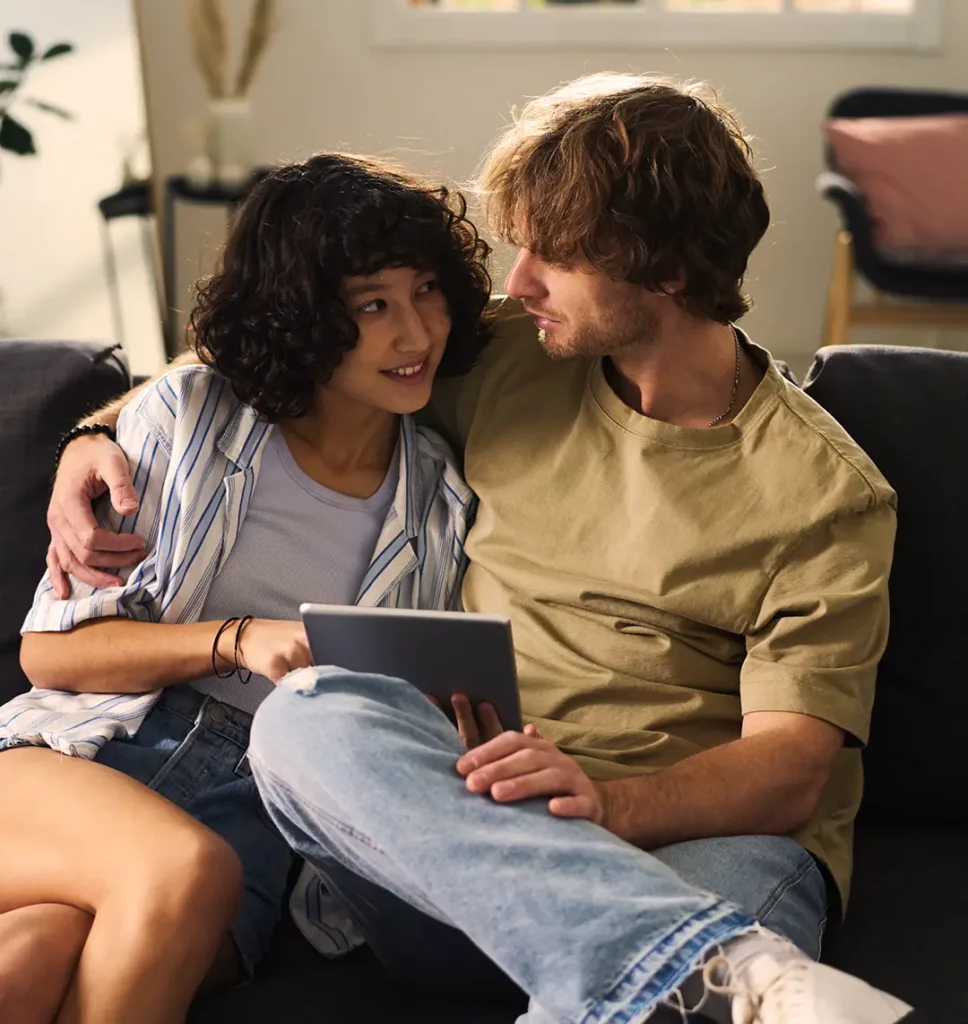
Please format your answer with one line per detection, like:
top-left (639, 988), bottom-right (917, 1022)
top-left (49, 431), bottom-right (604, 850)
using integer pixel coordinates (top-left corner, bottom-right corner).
top-left (825, 114), bottom-right (968, 253)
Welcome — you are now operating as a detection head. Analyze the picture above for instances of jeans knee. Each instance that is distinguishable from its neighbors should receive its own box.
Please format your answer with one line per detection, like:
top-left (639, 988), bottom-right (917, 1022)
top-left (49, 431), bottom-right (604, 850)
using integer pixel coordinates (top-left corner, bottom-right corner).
top-left (250, 668), bottom-right (412, 774)
top-left (249, 681), bottom-right (322, 775)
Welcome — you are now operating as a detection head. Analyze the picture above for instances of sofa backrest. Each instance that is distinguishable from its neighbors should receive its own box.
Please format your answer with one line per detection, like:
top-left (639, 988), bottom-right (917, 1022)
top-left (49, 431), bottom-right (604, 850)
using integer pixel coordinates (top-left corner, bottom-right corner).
top-left (0, 340), bottom-right (130, 704)
top-left (803, 344), bottom-right (968, 827)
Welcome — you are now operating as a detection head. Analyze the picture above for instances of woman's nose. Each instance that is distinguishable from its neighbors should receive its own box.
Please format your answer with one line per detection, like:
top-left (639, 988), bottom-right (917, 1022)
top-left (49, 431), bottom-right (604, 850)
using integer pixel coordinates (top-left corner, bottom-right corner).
top-left (396, 302), bottom-right (434, 352)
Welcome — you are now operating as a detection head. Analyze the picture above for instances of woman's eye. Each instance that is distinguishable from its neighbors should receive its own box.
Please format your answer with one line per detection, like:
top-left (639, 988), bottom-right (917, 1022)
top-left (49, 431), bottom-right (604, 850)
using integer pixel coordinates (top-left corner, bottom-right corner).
top-left (417, 279), bottom-right (440, 296)
top-left (357, 299), bottom-right (386, 314)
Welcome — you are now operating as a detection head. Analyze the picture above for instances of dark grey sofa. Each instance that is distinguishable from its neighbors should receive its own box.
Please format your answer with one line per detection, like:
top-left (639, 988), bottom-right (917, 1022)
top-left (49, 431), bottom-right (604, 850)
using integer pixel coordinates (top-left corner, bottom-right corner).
top-left (1, 338), bottom-right (963, 1023)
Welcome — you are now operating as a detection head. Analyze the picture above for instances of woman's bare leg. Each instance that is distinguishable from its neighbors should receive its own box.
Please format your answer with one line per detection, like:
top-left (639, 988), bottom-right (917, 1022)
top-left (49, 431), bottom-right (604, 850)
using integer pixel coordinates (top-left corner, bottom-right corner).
top-left (0, 747), bottom-right (243, 1024)
top-left (0, 904), bottom-right (92, 1024)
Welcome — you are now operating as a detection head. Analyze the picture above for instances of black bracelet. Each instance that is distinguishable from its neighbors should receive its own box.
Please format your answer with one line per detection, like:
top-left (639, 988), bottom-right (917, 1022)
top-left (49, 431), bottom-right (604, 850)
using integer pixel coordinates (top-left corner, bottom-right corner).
top-left (53, 423), bottom-right (117, 470)
top-left (212, 617), bottom-right (240, 679)
top-left (234, 615), bottom-right (254, 684)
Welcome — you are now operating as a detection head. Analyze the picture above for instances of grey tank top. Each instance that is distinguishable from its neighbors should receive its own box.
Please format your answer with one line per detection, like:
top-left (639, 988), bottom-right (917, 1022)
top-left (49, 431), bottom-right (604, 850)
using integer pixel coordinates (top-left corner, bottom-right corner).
top-left (192, 426), bottom-right (398, 713)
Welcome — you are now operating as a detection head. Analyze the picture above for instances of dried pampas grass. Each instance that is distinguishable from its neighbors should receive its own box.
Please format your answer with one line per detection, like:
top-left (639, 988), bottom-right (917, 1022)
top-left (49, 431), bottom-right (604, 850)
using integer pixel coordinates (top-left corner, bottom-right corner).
top-left (234, 0), bottom-right (276, 97)
top-left (189, 0), bottom-right (228, 98)
top-left (187, 0), bottom-right (277, 100)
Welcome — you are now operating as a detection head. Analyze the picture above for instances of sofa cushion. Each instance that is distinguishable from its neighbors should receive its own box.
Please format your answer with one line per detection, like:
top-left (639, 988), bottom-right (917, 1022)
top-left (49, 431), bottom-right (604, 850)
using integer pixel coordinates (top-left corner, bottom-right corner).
top-left (824, 822), bottom-right (968, 1023)
top-left (803, 345), bottom-right (968, 826)
top-left (0, 340), bottom-right (130, 704)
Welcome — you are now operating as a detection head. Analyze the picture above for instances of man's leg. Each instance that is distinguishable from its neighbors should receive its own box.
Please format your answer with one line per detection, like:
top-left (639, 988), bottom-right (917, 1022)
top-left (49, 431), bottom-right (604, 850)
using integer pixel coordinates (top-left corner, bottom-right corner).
top-left (249, 668), bottom-right (755, 1024)
top-left (311, 855), bottom-right (526, 1002)
top-left (651, 835), bottom-right (828, 959)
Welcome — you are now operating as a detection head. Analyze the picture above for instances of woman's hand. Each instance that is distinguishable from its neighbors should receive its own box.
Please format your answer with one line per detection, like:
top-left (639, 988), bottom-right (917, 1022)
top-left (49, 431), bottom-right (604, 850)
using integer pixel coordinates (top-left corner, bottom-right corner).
top-left (455, 724), bottom-right (607, 825)
top-left (223, 619), bottom-right (313, 683)
top-left (47, 433), bottom-right (145, 597)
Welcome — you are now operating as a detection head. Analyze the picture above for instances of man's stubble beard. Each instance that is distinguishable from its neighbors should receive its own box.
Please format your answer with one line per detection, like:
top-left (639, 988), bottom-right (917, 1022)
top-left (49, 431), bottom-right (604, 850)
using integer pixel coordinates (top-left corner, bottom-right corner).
top-left (538, 299), bottom-right (661, 362)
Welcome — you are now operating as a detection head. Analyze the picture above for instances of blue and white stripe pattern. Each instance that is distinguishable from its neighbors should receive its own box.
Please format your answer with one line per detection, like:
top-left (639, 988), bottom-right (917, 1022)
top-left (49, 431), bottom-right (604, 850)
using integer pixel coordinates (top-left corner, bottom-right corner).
top-left (1, 364), bottom-right (474, 959)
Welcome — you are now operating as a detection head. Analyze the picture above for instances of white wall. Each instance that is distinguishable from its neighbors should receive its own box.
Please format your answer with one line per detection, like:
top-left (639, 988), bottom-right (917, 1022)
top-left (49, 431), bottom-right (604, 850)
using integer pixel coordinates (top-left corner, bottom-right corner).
top-left (136, 0), bottom-right (968, 371)
top-left (0, 0), bottom-right (164, 374)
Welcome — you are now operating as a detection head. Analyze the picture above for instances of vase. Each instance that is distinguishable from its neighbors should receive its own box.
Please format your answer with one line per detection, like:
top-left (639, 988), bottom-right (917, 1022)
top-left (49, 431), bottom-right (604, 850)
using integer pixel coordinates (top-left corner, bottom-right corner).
top-left (207, 97), bottom-right (253, 189)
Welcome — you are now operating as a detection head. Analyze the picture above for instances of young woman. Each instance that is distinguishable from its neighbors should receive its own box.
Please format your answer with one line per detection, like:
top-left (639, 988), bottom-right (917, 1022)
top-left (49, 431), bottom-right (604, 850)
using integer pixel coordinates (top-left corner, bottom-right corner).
top-left (0, 153), bottom-right (491, 1024)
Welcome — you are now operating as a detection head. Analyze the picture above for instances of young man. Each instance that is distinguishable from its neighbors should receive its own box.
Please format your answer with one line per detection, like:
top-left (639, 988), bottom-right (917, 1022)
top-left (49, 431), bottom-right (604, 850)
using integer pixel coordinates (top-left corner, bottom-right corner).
top-left (44, 75), bottom-right (914, 1023)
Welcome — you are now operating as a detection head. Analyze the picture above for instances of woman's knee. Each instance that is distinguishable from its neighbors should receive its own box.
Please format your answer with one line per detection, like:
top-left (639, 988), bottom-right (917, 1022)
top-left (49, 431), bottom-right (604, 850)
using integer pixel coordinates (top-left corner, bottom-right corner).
top-left (0, 905), bottom-right (92, 1024)
top-left (123, 821), bottom-right (243, 938)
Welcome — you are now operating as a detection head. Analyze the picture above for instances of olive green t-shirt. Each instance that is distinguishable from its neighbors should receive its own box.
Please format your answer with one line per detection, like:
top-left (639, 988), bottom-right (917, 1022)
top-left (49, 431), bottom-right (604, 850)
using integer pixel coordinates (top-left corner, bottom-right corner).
top-left (429, 303), bottom-right (897, 911)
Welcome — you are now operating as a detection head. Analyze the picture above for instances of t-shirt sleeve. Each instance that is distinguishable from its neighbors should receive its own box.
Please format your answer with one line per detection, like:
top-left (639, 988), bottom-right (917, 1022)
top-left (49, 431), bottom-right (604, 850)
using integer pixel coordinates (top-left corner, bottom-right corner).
top-left (741, 500), bottom-right (897, 746)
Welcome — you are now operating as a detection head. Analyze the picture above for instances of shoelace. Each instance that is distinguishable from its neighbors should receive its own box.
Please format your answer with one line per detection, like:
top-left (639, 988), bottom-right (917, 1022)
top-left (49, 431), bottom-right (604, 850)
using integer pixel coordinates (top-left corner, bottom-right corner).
top-left (702, 952), bottom-right (810, 1024)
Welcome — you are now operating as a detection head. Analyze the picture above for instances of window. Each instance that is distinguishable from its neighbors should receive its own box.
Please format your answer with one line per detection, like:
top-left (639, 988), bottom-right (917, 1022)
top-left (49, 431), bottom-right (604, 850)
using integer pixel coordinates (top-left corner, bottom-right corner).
top-left (374, 0), bottom-right (939, 50)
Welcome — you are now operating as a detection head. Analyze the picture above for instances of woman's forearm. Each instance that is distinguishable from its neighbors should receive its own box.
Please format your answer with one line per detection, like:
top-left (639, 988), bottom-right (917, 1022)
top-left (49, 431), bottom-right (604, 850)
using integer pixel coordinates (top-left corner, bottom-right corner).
top-left (20, 618), bottom-right (236, 693)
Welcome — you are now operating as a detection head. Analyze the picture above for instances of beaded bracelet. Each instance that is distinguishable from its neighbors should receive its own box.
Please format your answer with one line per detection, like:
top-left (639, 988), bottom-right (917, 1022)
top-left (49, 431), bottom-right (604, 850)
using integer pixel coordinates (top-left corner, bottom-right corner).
top-left (53, 423), bottom-right (117, 470)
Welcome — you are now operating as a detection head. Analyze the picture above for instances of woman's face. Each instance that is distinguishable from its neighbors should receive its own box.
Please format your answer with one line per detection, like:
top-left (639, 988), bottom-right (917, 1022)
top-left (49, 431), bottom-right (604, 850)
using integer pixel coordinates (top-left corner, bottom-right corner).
top-left (326, 266), bottom-right (451, 416)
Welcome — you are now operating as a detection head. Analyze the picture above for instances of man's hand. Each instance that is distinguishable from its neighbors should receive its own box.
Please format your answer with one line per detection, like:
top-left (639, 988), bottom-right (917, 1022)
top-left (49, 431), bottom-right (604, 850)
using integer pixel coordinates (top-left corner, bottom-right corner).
top-left (456, 725), bottom-right (607, 825)
top-left (47, 433), bottom-right (145, 598)
top-left (428, 694), bottom-right (504, 749)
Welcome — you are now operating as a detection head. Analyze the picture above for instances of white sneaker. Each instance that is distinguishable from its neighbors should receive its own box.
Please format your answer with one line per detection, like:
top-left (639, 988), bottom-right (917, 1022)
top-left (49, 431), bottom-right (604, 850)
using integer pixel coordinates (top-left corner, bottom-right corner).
top-left (704, 929), bottom-right (915, 1024)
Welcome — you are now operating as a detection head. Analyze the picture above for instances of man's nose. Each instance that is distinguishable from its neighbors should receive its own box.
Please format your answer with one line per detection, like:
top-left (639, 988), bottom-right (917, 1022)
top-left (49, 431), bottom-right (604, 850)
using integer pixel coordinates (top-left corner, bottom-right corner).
top-left (505, 249), bottom-right (542, 300)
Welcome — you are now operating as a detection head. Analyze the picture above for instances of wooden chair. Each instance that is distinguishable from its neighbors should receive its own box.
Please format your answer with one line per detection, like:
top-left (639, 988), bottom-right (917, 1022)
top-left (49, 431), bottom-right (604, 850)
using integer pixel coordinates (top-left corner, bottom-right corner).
top-left (817, 88), bottom-right (968, 347)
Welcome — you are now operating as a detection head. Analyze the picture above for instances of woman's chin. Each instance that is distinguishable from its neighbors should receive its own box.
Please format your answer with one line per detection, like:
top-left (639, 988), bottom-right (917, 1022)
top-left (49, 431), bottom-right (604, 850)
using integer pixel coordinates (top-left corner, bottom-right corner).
top-left (377, 377), bottom-right (435, 414)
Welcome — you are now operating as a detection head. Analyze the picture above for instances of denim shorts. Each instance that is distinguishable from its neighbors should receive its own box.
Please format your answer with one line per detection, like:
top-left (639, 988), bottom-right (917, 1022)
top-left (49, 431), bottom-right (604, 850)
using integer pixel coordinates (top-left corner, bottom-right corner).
top-left (95, 684), bottom-right (294, 975)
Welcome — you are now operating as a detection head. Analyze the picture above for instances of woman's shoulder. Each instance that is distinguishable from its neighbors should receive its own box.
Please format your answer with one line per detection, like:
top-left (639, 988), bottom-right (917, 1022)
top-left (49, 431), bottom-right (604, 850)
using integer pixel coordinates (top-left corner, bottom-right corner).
top-left (409, 418), bottom-right (474, 509)
top-left (135, 362), bottom-right (223, 411)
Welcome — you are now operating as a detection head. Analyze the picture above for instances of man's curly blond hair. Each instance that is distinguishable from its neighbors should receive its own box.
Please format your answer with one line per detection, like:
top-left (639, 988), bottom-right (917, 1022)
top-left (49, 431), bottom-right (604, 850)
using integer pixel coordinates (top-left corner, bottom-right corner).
top-left (478, 73), bottom-right (770, 323)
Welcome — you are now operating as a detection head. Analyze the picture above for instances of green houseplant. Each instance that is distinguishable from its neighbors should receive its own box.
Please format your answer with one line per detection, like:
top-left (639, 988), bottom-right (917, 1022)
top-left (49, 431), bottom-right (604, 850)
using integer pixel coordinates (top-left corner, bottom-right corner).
top-left (0, 30), bottom-right (75, 164)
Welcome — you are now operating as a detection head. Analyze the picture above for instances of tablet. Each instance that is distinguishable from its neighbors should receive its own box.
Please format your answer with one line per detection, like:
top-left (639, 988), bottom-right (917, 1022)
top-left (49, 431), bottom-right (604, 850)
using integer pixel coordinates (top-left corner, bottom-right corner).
top-left (300, 604), bottom-right (522, 732)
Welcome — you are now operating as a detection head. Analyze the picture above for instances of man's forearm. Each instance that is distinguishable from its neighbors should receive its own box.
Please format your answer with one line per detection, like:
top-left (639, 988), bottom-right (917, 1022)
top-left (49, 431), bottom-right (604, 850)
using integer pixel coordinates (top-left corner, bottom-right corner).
top-left (597, 730), bottom-right (833, 850)
top-left (80, 351), bottom-right (203, 430)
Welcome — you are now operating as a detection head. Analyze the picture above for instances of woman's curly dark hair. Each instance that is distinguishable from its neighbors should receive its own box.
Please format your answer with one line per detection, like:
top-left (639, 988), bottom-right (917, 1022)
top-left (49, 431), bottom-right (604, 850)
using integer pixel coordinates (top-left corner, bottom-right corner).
top-left (190, 153), bottom-right (492, 422)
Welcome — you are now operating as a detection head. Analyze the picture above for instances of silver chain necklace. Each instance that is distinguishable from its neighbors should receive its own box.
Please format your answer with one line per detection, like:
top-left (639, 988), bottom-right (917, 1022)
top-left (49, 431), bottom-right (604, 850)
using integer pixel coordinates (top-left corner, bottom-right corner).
top-left (707, 328), bottom-right (741, 428)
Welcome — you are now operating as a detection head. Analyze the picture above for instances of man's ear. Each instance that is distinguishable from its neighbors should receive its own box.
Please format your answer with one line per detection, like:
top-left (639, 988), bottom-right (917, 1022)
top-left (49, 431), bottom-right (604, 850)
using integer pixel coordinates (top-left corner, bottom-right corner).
top-left (659, 266), bottom-right (686, 296)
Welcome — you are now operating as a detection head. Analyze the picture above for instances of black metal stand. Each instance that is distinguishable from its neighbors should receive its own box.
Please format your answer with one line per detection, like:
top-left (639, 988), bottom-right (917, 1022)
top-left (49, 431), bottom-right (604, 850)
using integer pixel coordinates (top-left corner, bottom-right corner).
top-left (161, 172), bottom-right (266, 360)
top-left (97, 180), bottom-right (156, 352)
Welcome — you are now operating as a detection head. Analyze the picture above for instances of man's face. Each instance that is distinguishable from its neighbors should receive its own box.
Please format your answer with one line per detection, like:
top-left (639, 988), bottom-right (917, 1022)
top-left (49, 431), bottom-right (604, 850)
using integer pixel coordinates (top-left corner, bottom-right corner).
top-left (505, 248), bottom-right (661, 360)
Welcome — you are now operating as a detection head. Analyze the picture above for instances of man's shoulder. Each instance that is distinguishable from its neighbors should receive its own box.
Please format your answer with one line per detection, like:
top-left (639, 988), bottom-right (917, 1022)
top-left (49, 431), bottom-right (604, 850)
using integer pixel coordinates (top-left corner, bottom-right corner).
top-left (426, 298), bottom-right (557, 448)
top-left (770, 372), bottom-right (896, 513)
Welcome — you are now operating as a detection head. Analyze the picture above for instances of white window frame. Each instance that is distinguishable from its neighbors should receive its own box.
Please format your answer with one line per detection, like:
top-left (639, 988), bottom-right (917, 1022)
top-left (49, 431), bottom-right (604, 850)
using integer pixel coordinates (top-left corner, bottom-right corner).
top-left (371, 0), bottom-right (941, 52)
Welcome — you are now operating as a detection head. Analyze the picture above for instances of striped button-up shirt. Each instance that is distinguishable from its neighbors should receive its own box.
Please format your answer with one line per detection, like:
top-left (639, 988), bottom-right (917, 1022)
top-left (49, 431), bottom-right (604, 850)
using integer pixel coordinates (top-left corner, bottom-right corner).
top-left (1, 364), bottom-right (475, 957)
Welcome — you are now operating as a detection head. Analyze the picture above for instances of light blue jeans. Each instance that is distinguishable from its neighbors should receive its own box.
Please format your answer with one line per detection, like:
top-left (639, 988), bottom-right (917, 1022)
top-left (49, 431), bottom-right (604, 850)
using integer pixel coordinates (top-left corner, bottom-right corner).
top-left (248, 668), bottom-right (827, 1024)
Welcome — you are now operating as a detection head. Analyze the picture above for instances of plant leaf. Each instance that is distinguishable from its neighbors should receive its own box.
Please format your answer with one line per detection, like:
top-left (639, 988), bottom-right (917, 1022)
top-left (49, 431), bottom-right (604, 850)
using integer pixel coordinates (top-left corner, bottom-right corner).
top-left (0, 113), bottom-right (36, 155)
top-left (0, 80), bottom-right (16, 95)
top-left (25, 97), bottom-right (73, 120)
top-left (9, 32), bottom-right (34, 63)
top-left (42, 42), bottom-right (74, 61)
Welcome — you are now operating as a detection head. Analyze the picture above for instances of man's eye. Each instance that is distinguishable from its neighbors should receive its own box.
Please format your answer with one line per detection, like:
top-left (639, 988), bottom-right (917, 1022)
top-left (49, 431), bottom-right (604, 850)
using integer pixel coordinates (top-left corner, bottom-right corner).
top-left (358, 299), bottom-right (386, 314)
